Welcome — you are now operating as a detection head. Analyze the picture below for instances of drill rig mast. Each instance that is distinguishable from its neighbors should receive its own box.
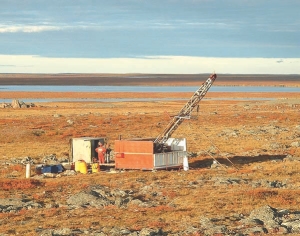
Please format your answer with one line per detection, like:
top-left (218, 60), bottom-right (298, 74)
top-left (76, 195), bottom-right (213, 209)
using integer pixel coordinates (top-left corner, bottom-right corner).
top-left (154, 73), bottom-right (217, 152)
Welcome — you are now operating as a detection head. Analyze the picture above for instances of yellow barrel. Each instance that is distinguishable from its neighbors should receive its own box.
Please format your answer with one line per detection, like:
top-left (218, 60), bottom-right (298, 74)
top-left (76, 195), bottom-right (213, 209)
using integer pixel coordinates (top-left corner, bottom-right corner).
top-left (75, 160), bottom-right (87, 174)
top-left (91, 163), bottom-right (100, 173)
top-left (74, 161), bottom-right (80, 172)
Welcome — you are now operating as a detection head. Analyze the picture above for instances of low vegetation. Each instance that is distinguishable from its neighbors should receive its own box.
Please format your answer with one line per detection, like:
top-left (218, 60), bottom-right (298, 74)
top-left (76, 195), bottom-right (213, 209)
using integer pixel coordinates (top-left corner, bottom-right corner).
top-left (0, 86), bottom-right (299, 235)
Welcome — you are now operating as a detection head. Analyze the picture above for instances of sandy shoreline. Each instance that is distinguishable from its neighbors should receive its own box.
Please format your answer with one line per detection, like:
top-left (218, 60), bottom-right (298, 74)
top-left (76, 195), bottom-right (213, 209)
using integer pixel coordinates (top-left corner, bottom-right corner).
top-left (0, 91), bottom-right (299, 100)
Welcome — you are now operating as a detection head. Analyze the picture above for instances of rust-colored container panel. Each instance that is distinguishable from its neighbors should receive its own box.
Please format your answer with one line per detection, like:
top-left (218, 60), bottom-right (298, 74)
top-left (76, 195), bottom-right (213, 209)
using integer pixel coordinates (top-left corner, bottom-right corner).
top-left (115, 140), bottom-right (154, 170)
top-left (115, 153), bottom-right (154, 170)
top-left (115, 140), bottom-right (153, 154)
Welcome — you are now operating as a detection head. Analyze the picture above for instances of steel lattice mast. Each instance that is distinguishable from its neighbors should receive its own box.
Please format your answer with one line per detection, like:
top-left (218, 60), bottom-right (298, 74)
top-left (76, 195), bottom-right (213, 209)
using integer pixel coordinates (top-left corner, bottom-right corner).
top-left (154, 73), bottom-right (217, 148)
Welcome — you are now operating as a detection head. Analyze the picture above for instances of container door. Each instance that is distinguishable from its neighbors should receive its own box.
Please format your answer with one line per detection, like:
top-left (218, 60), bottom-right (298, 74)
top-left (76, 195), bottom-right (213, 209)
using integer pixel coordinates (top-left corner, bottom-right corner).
top-left (72, 139), bottom-right (91, 163)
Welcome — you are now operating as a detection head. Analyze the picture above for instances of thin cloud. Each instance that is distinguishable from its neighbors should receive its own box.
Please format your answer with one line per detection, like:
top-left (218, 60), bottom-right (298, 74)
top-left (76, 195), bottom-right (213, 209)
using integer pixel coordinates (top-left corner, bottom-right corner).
top-left (0, 19), bottom-right (235, 33)
top-left (185, 21), bottom-right (234, 29)
top-left (0, 24), bottom-right (107, 33)
top-left (0, 25), bottom-right (62, 33)
top-left (0, 23), bottom-right (166, 33)
top-left (254, 22), bottom-right (300, 33)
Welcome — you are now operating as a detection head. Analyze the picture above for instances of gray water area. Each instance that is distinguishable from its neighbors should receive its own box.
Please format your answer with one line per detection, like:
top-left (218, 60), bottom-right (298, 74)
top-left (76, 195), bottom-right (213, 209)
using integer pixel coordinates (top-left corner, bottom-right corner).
top-left (0, 85), bottom-right (299, 93)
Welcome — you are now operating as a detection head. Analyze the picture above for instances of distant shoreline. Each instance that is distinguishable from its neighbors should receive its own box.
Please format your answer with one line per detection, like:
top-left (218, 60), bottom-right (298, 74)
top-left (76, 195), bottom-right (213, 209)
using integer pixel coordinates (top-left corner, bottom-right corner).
top-left (0, 73), bottom-right (299, 87)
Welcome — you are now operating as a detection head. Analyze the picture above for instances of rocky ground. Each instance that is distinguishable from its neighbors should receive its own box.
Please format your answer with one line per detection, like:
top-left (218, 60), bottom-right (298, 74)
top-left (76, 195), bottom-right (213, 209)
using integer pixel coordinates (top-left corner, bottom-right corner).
top-left (0, 75), bottom-right (300, 235)
top-left (1, 156), bottom-right (300, 235)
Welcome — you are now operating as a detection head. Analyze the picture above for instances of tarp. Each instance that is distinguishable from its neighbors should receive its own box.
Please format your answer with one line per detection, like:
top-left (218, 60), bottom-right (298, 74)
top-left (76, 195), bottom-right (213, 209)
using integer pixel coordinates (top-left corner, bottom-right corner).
top-left (41, 164), bottom-right (64, 174)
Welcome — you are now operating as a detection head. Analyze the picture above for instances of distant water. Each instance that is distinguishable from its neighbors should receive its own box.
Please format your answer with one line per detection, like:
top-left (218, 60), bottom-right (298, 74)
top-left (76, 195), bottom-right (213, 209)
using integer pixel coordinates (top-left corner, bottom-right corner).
top-left (0, 85), bottom-right (299, 93)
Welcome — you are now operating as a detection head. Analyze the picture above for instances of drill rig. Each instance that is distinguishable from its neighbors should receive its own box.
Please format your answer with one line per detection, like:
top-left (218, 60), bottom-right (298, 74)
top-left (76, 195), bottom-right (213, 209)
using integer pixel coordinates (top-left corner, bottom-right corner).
top-left (154, 73), bottom-right (217, 153)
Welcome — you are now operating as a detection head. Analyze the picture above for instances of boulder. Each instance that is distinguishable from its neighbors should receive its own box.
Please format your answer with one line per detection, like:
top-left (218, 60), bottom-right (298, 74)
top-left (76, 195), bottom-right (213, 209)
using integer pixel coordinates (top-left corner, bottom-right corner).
top-left (139, 228), bottom-right (164, 236)
top-left (67, 192), bottom-right (110, 208)
top-left (282, 220), bottom-right (300, 233)
top-left (249, 205), bottom-right (280, 229)
top-left (11, 99), bottom-right (21, 108)
top-left (291, 141), bottom-right (300, 147)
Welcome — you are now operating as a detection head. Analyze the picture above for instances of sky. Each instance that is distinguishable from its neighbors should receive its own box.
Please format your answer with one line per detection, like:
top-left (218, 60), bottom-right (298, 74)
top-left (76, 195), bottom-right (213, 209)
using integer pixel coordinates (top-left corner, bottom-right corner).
top-left (0, 0), bottom-right (299, 74)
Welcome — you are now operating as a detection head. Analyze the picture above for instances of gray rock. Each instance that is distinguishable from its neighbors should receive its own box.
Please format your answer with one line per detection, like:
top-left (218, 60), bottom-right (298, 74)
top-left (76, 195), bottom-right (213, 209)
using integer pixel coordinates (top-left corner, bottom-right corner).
top-left (140, 185), bottom-right (153, 194)
top-left (24, 201), bottom-right (43, 209)
top-left (277, 209), bottom-right (290, 217)
top-left (252, 179), bottom-right (286, 189)
top-left (52, 228), bottom-right (73, 236)
top-left (0, 198), bottom-right (42, 212)
top-left (109, 227), bottom-right (133, 236)
top-left (21, 156), bottom-right (34, 165)
top-left (128, 232), bottom-right (138, 236)
top-left (67, 192), bottom-right (110, 208)
top-left (284, 155), bottom-right (300, 162)
top-left (199, 217), bottom-right (215, 229)
top-left (11, 99), bottom-right (21, 108)
top-left (0, 198), bottom-right (24, 211)
top-left (244, 226), bottom-right (268, 234)
top-left (119, 228), bottom-right (132, 235)
top-left (212, 177), bottom-right (246, 186)
top-left (199, 218), bottom-right (228, 236)
top-left (269, 180), bottom-right (286, 188)
top-left (67, 186), bottom-right (136, 209)
top-left (111, 189), bottom-right (127, 197)
top-left (240, 218), bottom-right (264, 227)
top-left (270, 142), bottom-right (281, 149)
top-left (249, 205), bottom-right (280, 229)
top-left (66, 119), bottom-right (74, 125)
top-left (291, 141), bottom-right (300, 147)
top-left (139, 228), bottom-right (163, 236)
top-left (109, 227), bottom-right (121, 236)
top-left (282, 220), bottom-right (300, 233)
top-left (182, 226), bottom-right (201, 235)
top-left (92, 233), bottom-right (107, 236)
top-left (43, 173), bottom-right (57, 178)
top-left (128, 199), bottom-right (143, 206)
top-left (39, 229), bottom-right (53, 236)
top-left (42, 154), bottom-right (59, 165)
top-left (0, 103), bottom-right (9, 108)
top-left (63, 170), bottom-right (77, 176)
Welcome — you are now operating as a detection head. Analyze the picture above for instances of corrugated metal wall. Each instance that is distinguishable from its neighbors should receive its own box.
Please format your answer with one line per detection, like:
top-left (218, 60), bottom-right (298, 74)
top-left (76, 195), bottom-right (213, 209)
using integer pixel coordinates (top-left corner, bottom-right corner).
top-left (154, 151), bottom-right (185, 169)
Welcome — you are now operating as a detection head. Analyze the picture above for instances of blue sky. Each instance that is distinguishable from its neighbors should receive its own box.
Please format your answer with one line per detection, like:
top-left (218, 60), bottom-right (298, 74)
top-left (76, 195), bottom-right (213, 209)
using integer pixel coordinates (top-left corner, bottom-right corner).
top-left (0, 0), bottom-right (299, 74)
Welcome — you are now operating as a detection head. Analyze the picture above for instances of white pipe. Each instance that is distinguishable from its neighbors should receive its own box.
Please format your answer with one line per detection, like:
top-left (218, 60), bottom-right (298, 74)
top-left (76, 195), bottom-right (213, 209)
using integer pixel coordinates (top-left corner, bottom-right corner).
top-left (183, 156), bottom-right (189, 171)
top-left (25, 163), bottom-right (31, 178)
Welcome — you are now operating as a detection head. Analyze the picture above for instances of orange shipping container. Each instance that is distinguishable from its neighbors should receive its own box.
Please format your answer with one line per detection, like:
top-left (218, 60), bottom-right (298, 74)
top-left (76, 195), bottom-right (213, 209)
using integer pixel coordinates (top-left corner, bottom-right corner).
top-left (114, 138), bottom-right (187, 170)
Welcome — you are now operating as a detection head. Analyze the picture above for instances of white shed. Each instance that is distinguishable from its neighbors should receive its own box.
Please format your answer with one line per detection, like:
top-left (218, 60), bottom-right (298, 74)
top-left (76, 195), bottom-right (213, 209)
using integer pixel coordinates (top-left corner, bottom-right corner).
top-left (71, 137), bottom-right (107, 164)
